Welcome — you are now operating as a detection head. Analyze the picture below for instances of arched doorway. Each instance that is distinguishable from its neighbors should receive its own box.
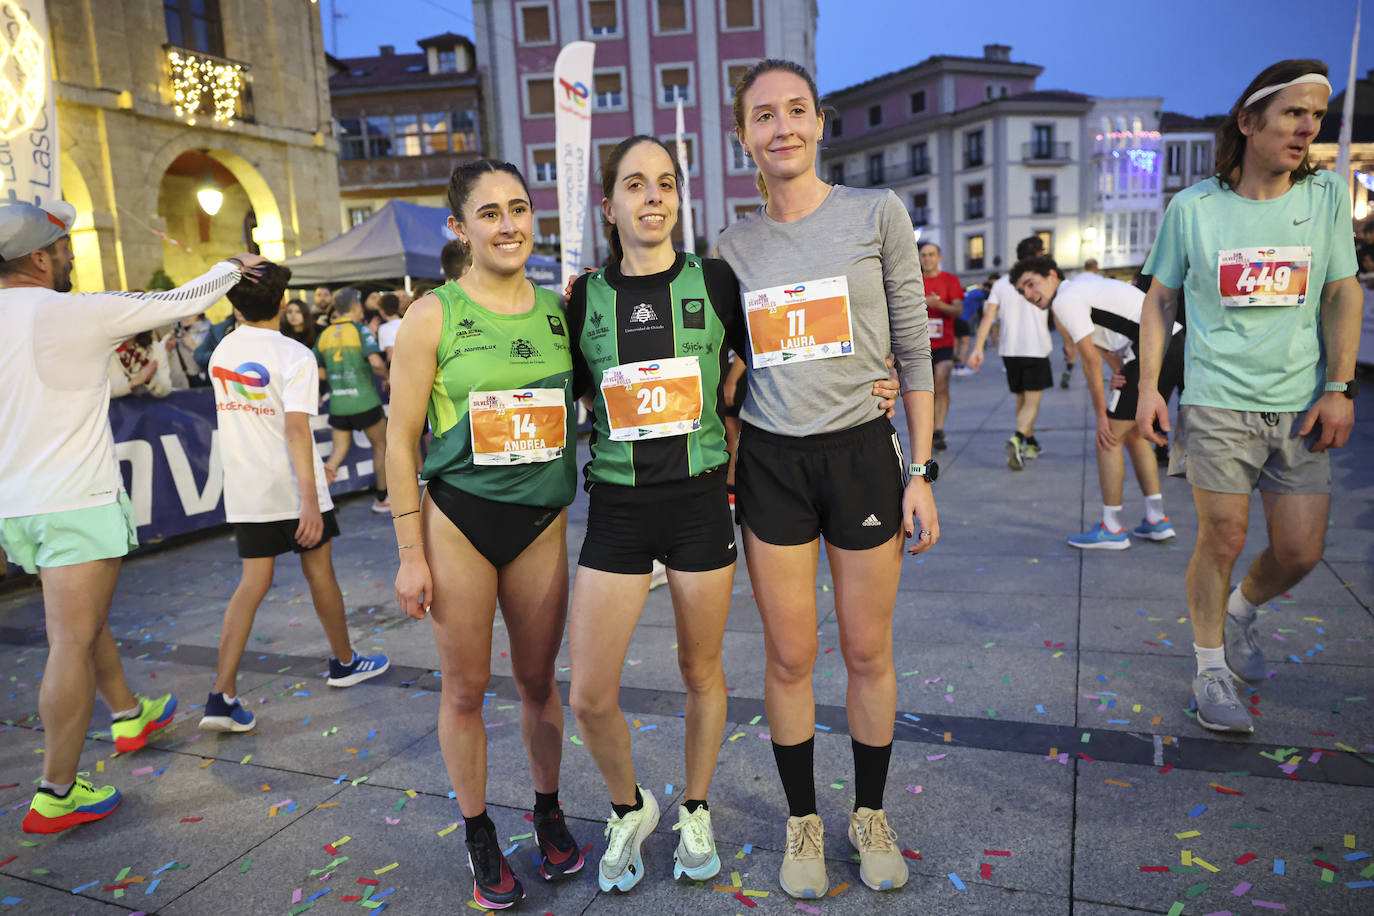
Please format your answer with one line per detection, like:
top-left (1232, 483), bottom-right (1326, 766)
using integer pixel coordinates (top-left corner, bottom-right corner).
top-left (59, 153), bottom-right (104, 293)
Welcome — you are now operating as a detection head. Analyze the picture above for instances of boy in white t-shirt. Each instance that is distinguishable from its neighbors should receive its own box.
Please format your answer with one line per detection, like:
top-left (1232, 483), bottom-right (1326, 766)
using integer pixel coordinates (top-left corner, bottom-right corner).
top-left (376, 292), bottom-right (402, 364)
top-left (201, 263), bottom-right (389, 732)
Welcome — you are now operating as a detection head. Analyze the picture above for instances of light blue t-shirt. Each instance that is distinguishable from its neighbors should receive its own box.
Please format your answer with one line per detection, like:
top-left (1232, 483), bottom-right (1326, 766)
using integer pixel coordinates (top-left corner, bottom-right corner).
top-left (1144, 170), bottom-right (1357, 412)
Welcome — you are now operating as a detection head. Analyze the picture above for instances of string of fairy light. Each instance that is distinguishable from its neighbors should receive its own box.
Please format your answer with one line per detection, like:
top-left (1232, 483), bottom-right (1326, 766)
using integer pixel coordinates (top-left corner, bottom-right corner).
top-left (167, 47), bottom-right (245, 127)
top-left (0, 0), bottom-right (46, 140)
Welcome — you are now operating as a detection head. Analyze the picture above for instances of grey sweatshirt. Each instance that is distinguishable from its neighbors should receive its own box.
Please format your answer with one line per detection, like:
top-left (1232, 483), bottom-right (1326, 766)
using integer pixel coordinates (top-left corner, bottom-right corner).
top-left (716, 185), bottom-right (931, 437)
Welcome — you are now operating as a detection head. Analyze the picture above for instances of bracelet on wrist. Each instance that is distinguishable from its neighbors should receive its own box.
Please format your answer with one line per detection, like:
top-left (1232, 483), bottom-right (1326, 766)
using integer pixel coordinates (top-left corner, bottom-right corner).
top-left (398, 542), bottom-right (423, 550)
top-left (392, 510), bottom-right (419, 519)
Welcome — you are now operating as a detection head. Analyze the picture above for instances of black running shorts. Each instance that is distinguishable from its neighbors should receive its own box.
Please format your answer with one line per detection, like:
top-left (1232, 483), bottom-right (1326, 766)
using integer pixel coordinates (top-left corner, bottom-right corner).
top-left (1107, 332), bottom-right (1185, 421)
top-left (426, 478), bottom-right (561, 568)
top-left (931, 346), bottom-right (954, 365)
top-left (234, 510), bottom-right (340, 559)
top-left (954, 318), bottom-right (972, 337)
top-left (736, 416), bottom-right (905, 551)
top-left (328, 404), bottom-right (385, 431)
top-left (1002, 356), bottom-right (1053, 393)
top-left (579, 470), bottom-right (736, 574)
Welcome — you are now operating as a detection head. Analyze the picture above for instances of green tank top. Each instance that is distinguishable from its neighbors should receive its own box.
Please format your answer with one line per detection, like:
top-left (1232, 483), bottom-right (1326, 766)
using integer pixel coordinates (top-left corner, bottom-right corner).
top-left (422, 281), bottom-right (576, 508)
top-left (315, 320), bottom-right (382, 416)
top-left (576, 253), bottom-right (731, 487)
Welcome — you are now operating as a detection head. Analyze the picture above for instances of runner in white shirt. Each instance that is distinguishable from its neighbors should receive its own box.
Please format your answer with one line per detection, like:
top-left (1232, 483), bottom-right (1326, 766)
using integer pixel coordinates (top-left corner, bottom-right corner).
top-left (1012, 256), bottom-right (1185, 549)
top-left (376, 292), bottom-right (403, 363)
top-left (967, 236), bottom-right (1055, 468)
top-left (0, 200), bottom-right (265, 834)
top-left (201, 263), bottom-right (389, 733)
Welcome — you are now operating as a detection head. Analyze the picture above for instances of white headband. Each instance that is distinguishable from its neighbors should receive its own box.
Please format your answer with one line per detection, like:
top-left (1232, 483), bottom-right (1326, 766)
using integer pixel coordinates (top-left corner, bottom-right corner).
top-left (1243, 73), bottom-right (1332, 108)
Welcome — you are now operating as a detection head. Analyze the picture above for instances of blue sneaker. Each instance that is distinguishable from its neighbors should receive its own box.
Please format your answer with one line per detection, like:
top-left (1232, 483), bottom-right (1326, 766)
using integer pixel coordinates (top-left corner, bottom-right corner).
top-left (1132, 517), bottom-right (1176, 541)
top-left (327, 652), bottom-right (390, 687)
top-left (1068, 523), bottom-right (1130, 551)
top-left (199, 692), bottom-right (256, 732)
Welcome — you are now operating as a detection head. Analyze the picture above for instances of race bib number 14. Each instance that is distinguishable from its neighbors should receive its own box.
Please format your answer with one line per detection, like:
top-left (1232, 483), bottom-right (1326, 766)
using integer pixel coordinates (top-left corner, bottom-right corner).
top-left (469, 388), bottom-right (567, 465)
top-left (1217, 246), bottom-right (1312, 307)
top-left (744, 275), bottom-right (854, 368)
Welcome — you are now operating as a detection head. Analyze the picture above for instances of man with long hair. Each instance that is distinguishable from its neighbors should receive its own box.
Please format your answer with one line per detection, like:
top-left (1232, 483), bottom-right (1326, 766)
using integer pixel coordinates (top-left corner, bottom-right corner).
top-left (1135, 60), bottom-right (1362, 734)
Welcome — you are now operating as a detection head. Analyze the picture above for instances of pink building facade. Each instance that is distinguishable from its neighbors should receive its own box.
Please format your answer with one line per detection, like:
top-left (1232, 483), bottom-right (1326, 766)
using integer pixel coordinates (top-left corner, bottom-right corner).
top-left (472, 0), bottom-right (817, 263)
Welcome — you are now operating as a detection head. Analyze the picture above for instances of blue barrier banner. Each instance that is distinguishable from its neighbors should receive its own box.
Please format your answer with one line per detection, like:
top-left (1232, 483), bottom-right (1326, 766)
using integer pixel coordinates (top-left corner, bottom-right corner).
top-left (110, 389), bottom-right (379, 544)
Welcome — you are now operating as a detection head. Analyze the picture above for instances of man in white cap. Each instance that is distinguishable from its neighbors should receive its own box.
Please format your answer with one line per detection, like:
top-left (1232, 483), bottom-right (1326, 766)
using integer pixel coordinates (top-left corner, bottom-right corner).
top-left (1135, 60), bottom-right (1362, 735)
top-left (0, 199), bottom-right (266, 832)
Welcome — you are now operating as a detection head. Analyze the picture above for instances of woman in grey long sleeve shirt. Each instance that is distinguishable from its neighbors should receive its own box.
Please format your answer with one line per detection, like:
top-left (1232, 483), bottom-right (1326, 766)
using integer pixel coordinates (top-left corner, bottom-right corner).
top-left (715, 59), bottom-right (939, 901)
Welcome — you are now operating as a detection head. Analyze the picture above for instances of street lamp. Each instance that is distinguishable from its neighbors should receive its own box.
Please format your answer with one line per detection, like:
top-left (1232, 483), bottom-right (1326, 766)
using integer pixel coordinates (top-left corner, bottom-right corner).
top-left (197, 174), bottom-right (223, 216)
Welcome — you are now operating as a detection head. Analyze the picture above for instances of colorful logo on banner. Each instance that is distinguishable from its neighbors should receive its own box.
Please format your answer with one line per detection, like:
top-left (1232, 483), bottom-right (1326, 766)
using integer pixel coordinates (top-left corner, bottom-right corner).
top-left (211, 362), bottom-right (270, 400)
top-left (558, 77), bottom-right (589, 108)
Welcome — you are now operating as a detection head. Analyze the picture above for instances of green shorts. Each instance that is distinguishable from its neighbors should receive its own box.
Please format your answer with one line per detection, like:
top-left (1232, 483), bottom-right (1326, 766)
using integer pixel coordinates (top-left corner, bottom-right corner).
top-left (0, 492), bottom-right (139, 574)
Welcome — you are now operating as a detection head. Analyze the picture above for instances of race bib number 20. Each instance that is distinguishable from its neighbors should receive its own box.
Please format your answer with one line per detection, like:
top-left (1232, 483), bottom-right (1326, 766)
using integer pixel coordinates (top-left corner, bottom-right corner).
top-left (469, 388), bottom-right (567, 465)
top-left (600, 356), bottom-right (703, 441)
top-left (1217, 246), bottom-right (1311, 307)
top-left (743, 276), bottom-right (854, 368)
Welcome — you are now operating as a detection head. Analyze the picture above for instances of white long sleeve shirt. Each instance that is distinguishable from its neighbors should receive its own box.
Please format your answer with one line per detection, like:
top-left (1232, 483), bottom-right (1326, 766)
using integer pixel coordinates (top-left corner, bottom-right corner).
top-left (0, 262), bottom-right (241, 518)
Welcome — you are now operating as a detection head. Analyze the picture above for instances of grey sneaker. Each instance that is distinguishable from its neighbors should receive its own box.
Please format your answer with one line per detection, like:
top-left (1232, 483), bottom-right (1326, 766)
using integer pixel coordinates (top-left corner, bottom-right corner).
top-left (671, 804), bottom-right (721, 881)
top-left (779, 813), bottom-right (828, 899)
top-left (598, 787), bottom-right (659, 893)
top-left (1193, 668), bottom-right (1254, 733)
top-left (1224, 591), bottom-right (1266, 683)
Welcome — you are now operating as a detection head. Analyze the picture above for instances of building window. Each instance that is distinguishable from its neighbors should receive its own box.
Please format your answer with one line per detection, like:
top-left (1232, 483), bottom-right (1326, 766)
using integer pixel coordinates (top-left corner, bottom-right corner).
top-left (966, 234), bottom-right (985, 270)
top-left (365, 116), bottom-right (392, 157)
top-left (1166, 143), bottom-right (1184, 176)
top-left (909, 90), bottom-right (926, 115)
top-left (964, 182), bottom-right (985, 219)
top-left (722, 0), bottom-right (757, 30)
top-left (659, 65), bottom-right (693, 105)
top-left (1031, 124), bottom-right (1055, 159)
top-left (1191, 142), bottom-right (1211, 175)
top-left (831, 116), bottom-right (843, 138)
top-left (452, 108), bottom-right (479, 151)
top-left (1032, 177), bottom-right (1055, 214)
top-left (525, 76), bottom-right (555, 116)
top-left (728, 133), bottom-right (750, 173)
top-left (733, 202), bottom-right (759, 223)
top-left (421, 112), bottom-right (450, 154)
top-left (597, 141), bottom-right (620, 177)
top-left (985, 83), bottom-right (1008, 100)
top-left (724, 62), bottom-right (751, 101)
top-left (391, 114), bottom-right (422, 156)
top-left (655, 0), bottom-right (688, 32)
top-left (532, 147), bottom-right (557, 184)
top-left (964, 129), bottom-right (985, 168)
top-left (336, 118), bottom-right (364, 161)
top-left (910, 141), bottom-right (929, 176)
top-left (595, 71), bottom-right (624, 109)
top-left (519, 3), bottom-right (553, 43)
top-left (164, 0), bottom-right (224, 55)
top-left (437, 49), bottom-right (458, 72)
top-left (537, 216), bottom-right (561, 245)
top-left (348, 206), bottom-right (372, 227)
top-left (1035, 229), bottom-right (1053, 254)
top-left (587, 0), bottom-right (620, 36)
top-left (829, 162), bottom-right (844, 185)
top-left (868, 153), bottom-right (884, 186)
top-left (662, 135), bottom-right (697, 176)
top-left (868, 104), bottom-right (882, 127)
top-left (910, 191), bottom-right (928, 227)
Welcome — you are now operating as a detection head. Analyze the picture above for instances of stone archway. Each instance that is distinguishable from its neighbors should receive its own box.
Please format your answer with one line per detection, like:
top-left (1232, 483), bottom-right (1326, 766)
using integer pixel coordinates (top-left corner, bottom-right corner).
top-left (59, 152), bottom-right (103, 293)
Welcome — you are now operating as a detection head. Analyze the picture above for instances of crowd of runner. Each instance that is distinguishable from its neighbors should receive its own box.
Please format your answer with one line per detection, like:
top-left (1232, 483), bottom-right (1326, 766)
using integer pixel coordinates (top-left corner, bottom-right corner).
top-left (0, 56), bottom-right (1360, 909)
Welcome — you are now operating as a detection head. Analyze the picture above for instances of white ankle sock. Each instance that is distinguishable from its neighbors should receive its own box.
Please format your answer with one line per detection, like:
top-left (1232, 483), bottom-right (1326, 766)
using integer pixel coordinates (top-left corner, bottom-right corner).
top-left (1194, 643), bottom-right (1226, 674)
top-left (112, 702), bottom-right (142, 721)
top-left (1144, 493), bottom-right (1165, 523)
top-left (1102, 505), bottom-right (1123, 531)
top-left (220, 693), bottom-right (237, 705)
top-left (40, 779), bottom-right (74, 796)
top-left (1227, 586), bottom-right (1259, 622)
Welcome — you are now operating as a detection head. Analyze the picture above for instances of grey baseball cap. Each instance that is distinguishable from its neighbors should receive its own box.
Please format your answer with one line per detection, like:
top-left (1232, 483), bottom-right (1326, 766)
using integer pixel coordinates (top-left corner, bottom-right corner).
top-left (0, 200), bottom-right (77, 261)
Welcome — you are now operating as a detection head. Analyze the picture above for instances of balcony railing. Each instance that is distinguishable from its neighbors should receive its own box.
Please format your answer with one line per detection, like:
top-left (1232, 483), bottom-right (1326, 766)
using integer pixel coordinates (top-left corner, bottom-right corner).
top-left (1022, 141), bottom-right (1070, 163)
top-left (964, 199), bottom-right (985, 220)
top-left (910, 160), bottom-right (930, 177)
top-left (165, 44), bottom-right (253, 127)
top-left (963, 151), bottom-right (985, 169)
top-left (1031, 192), bottom-right (1057, 214)
top-left (910, 207), bottom-right (929, 226)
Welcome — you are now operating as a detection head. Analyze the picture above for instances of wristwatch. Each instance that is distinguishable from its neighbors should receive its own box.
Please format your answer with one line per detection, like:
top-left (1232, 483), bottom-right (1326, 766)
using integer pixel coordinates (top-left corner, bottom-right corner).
top-left (908, 460), bottom-right (939, 483)
top-left (1324, 380), bottom-right (1360, 399)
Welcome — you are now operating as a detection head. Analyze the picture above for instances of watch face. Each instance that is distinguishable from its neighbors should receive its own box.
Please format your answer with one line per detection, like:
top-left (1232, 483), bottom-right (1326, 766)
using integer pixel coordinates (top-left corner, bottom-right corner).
top-left (1347, 379), bottom-right (1360, 399)
top-left (925, 459), bottom-right (939, 483)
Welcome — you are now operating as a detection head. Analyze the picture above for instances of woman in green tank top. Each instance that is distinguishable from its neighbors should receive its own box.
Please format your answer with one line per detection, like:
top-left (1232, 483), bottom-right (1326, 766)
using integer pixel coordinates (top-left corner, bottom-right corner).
top-left (385, 160), bottom-right (582, 909)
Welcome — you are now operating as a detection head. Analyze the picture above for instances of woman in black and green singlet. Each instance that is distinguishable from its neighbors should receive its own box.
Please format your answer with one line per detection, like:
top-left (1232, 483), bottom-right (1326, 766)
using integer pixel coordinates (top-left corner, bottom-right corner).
top-left (386, 160), bottom-right (582, 910)
top-left (564, 136), bottom-right (747, 893)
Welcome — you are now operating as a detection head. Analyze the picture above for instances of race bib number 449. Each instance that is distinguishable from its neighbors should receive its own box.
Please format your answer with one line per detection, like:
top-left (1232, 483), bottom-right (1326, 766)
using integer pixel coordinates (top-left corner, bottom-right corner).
top-left (469, 388), bottom-right (567, 465)
top-left (744, 276), bottom-right (854, 368)
top-left (600, 356), bottom-right (703, 441)
top-left (1217, 246), bottom-right (1312, 307)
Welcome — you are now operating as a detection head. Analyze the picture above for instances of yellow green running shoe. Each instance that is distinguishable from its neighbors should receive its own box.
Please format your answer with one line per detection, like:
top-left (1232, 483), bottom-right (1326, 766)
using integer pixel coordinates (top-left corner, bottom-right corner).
top-left (111, 693), bottom-right (177, 753)
top-left (21, 778), bottom-right (121, 834)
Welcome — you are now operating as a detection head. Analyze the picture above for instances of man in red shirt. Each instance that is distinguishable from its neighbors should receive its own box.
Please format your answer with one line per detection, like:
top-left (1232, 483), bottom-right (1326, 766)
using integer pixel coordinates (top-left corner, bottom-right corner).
top-left (919, 242), bottom-right (963, 451)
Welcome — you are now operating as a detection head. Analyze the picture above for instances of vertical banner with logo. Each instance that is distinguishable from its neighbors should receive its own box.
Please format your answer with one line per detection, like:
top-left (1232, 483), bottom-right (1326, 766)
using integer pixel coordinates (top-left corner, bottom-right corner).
top-left (0, 0), bottom-right (60, 204)
top-left (554, 41), bottom-right (595, 292)
top-left (675, 99), bottom-right (694, 255)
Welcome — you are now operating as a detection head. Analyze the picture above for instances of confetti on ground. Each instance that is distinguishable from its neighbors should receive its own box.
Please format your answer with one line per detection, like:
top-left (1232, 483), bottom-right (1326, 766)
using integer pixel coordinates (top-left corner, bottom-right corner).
top-left (947, 872), bottom-right (965, 890)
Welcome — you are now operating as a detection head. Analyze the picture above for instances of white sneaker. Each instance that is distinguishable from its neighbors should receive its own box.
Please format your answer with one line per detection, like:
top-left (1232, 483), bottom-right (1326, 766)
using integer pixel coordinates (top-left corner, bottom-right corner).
top-left (649, 560), bottom-right (668, 590)
top-left (672, 804), bottom-right (721, 881)
top-left (598, 787), bottom-right (659, 892)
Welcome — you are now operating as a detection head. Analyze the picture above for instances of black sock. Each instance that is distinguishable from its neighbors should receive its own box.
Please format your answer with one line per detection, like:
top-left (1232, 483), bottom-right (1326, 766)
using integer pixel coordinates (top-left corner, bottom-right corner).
top-left (465, 809), bottom-right (495, 842)
top-left (683, 798), bottom-right (708, 814)
top-left (852, 738), bottom-right (893, 811)
top-left (534, 790), bottom-right (560, 816)
top-left (611, 786), bottom-right (643, 819)
top-left (771, 737), bottom-right (816, 818)
top-left (375, 488), bottom-right (388, 502)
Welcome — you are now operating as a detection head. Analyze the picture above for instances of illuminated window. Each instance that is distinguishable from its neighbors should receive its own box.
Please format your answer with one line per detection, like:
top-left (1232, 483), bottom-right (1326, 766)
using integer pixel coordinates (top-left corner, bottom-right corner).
top-left (164, 0), bottom-right (224, 56)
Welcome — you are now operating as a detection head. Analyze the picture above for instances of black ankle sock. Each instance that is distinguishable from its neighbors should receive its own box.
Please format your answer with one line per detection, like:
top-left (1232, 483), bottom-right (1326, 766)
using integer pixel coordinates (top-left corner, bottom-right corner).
top-left (771, 737), bottom-right (817, 818)
top-left (852, 738), bottom-right (893, 811)
top-left (611, 786), bottom-right (643, 819)
top-left (375, 488), bottom-right (388, 502)
top-left (683, 798), bottom-right (708, 814)
top-left (464, 809), bottom-right (495, 842)
top-left (534, 790), bottom-right (560, 815)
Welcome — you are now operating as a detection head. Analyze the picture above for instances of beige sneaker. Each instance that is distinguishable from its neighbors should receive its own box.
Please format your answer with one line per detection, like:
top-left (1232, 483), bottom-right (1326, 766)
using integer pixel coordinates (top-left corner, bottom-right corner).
top-left (779, 813), bottom-right (828, 898)
top-left (847, 807), bottom-right (908, 891)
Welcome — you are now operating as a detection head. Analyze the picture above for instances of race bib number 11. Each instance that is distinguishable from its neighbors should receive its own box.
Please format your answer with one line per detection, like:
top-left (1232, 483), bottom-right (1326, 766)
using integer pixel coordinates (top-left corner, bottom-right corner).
top-left (743, 275), bottom-right (854, 368)
top-left (1217, 246), bottom-right (1312, 307)
top-left (469, 388), bottom-right (567, 465)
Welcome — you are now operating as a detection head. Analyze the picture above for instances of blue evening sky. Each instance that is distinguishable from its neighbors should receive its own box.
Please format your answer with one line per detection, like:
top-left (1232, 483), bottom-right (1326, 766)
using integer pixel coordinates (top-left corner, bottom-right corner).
top-left (327, 0), bottom-right (1371, 117)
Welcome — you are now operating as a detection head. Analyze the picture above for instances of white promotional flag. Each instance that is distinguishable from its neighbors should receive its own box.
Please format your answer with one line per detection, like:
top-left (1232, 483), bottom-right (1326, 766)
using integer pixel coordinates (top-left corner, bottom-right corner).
top-left (0, 0), bottom-right (61, 204)
top-left (1334, 0), bottom-right (1361, 200)
top-left (554, 41), bottom-right (595, 291)
top-left (675, 99), bottom-right (694, 254)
